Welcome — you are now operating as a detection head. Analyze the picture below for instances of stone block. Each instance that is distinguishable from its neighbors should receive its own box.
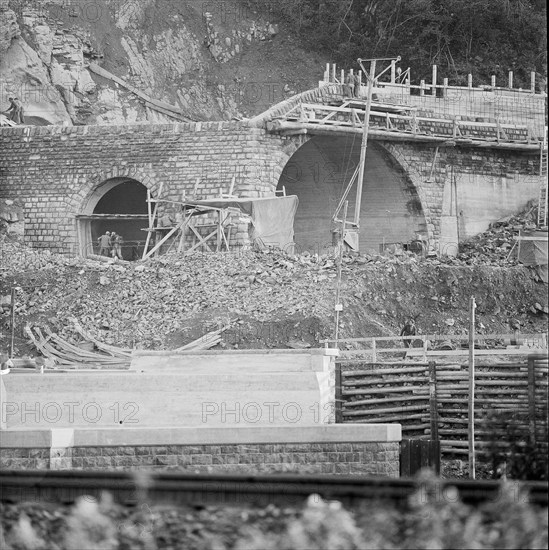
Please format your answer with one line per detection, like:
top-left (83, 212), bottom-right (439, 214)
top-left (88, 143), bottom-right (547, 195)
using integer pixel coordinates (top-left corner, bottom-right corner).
top-left (191, 454), bottom-right (213, 465)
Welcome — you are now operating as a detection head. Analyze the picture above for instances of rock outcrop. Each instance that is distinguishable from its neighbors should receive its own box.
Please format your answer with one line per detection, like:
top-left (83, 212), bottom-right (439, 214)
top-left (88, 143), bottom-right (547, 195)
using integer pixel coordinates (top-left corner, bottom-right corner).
top-left (0, 0), bottom-right (19, 55)
top-left (0, 0), bottom-right (317, 126)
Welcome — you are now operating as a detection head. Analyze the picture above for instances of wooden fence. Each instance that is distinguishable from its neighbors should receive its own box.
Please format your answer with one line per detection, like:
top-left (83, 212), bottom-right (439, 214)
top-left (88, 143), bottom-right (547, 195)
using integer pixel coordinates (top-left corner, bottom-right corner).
top-left (337, 354), bottom-right (548, 459)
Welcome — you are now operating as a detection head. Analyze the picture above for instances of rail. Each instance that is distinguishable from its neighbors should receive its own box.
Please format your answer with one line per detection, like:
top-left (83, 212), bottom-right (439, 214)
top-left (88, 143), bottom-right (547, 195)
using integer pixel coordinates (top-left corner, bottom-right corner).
top-left (320, 333), bottom-right (548, 361)
top-left (1, 470), bottom-right (547, 507)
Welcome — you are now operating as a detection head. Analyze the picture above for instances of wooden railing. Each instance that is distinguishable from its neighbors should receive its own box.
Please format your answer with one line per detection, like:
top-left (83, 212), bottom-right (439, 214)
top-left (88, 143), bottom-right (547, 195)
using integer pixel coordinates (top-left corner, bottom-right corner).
top-left (321, 333), bottom-right (548, 361)
top-left (279, 101), bottom-right (536, 144)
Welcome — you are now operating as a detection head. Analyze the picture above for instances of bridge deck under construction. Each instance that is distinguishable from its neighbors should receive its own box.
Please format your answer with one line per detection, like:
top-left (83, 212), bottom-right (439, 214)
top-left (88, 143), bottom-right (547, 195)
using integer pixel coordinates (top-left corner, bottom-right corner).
top-left (267, 95), bottom-right (545, 151)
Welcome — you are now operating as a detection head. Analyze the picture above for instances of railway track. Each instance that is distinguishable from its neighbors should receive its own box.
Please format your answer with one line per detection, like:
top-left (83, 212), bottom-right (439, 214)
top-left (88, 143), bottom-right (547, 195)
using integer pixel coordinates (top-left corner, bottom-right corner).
top-left (1, 470), bottom-right (547, 508)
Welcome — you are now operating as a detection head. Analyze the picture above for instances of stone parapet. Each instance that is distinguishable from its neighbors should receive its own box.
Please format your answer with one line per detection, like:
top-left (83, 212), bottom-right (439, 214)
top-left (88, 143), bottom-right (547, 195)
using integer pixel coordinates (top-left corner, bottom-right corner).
top-left (0, 424), bottom-right (401, 476)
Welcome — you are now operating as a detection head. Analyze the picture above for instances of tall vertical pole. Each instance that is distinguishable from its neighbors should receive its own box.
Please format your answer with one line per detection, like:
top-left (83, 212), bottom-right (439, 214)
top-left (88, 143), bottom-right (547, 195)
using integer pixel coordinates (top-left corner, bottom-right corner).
top-left (334, 201), bottom-right (348, 346)
top-left (9, 286), bottom-right (16, 358)
top-left (468, 296), bottom-right (476, 479)
top-left (354, 60), bottom-right (376, 228)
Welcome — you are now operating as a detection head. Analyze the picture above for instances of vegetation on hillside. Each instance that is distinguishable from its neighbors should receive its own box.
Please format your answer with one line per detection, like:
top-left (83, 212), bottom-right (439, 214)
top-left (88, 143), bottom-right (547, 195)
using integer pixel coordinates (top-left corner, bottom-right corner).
top-left (247, 0), bottom-right (547, 88)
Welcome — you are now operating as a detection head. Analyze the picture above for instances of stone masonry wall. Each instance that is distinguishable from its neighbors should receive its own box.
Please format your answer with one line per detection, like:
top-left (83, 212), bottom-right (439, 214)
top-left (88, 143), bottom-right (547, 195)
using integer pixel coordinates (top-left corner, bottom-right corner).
top-left (0, 442), bottom-right (400, 477)
top-left (0, 119), bottom-right (540, 256)
top-left (0, 122), bottom-right (293, 255)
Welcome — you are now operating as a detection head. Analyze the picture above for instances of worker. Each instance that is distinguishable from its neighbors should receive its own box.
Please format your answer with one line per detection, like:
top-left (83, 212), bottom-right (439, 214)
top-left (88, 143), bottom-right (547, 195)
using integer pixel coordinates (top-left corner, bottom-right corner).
top-left (0, 353), bottom-right (13, 373)
top-left (400, 319), bottom-right (417, 350)
top-left (13, 98), bottom-right (25, 124)
top-left (345, 73), bottom-right (355, 98)
top-left (98, 231), bottom-right (112, 256)
top-left (3, 98), bottom-right (17, 122)
top-left (112, 232), bottom-right (124, 260)
top-left (353, 73), bottom-right (361, 98)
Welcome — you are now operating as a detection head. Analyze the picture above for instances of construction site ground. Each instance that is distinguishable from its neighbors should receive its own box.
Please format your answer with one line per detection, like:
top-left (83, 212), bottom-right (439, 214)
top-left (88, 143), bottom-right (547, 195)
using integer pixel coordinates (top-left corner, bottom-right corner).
top-left (1, 211), bottom-right (547, 358)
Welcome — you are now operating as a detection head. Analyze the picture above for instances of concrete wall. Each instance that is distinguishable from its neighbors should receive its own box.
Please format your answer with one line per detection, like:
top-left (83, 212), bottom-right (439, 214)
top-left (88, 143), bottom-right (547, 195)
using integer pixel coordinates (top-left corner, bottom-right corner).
top-left (382, 142), bottom-right (540, 249)
top-left (0, 424), bottom-right (401, 476)
top-left (1, 349), bottom-right (337, 429)
top-left (1, 371), bottom-right (326, 428)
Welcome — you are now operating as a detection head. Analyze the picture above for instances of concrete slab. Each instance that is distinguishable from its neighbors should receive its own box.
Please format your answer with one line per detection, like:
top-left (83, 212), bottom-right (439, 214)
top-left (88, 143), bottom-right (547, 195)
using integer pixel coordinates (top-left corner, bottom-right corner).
top-left (2, 372), bottom-right (327, 428)
top-left (0, 424), bottom-right (401, 447)
top-left (130, 348), bottom-right (338, 373)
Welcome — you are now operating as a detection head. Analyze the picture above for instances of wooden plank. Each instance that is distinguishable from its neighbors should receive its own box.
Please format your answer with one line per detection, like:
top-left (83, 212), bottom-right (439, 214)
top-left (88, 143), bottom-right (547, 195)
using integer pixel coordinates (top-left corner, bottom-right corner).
top-left (323, 332), bottom-right (547, 343)
top-left (341, 367), bottom-right (429, 375)
top-left (435, 371), bottom-right (533, 378)
top-left (142, 181), bottom-right (165, 259)
top-left (342, 384), bottom-right (428, 393)
top-left (143, 217), bottom-right (186, 259)
top-left (343, 392), bottom-right (429, 410)
top-left (343, 394), bottom-right (429, 405)
top-left (400, 439), bottom-right (411, 477)
top-left (343, 404), bottom-right (427, 416)
top-left (335, 362), bottom-right (343, 423)
top-left (410, 439), bottom-right (422, 473)
top-left (89, 63), bottom-right (191, 120)
top-left (528, 356), bottom-right (537, 446)
top-left (342, 376), bottom-right (428, 386)
top-left (343, 413), bottom-right (427, 423)
top-left (429, 361), bottom-right (439, 442)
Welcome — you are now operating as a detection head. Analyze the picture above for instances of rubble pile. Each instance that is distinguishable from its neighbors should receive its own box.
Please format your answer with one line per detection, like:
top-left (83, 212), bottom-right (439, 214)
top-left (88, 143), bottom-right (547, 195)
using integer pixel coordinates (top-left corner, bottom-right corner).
top-left (454, 205), bottom-right (540, 266)
top-left (1, 229), bottom-right (547, 356)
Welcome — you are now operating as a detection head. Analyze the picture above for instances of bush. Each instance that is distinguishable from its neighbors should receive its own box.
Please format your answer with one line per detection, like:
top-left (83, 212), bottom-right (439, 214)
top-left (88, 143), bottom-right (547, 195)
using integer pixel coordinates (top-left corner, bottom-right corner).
top-left (245, 0), bottom-right (547, 87)
top-left (483, 403), bottom-right (549, 481)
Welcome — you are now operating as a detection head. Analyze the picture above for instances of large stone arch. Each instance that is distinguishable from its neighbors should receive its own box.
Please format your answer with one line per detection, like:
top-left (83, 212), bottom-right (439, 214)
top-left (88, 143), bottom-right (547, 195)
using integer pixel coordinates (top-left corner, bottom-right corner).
top-left (276, 136), bottom-right (428, 254)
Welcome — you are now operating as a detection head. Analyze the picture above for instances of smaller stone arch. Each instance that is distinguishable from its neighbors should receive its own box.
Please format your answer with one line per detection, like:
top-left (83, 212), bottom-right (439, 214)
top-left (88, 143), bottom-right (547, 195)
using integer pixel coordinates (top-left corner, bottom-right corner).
top-left (70, 166), bottom-right (156, 213)
top-left (75, 168), bottom-right (156, 260)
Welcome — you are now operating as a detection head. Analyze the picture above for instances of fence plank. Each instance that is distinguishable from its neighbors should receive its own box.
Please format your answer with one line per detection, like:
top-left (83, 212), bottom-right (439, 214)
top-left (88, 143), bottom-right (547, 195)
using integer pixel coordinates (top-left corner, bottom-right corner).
top-left (341, 355), bottom-right (547, 460)
top-left (429, 361), bottom-right (439, 441)
top-left (335, 361), bottom-right (343, 423)
top-left (400, 439), bottom-right (411, 476)
top-left (528, 356), bottom-right (537, 445)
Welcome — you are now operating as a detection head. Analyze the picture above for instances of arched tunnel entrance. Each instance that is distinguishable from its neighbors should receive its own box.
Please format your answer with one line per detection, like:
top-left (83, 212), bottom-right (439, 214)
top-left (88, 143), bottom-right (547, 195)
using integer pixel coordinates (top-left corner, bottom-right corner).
top-left (277, 137), bottom-right (427, 254)
top-left (77, 178), bottom-right (149, 260)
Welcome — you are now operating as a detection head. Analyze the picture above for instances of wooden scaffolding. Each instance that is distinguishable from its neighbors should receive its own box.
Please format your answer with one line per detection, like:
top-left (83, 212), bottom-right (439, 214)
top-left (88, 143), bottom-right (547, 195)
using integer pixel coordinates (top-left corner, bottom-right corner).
top-left (141, 178), bottom-right (240, 260)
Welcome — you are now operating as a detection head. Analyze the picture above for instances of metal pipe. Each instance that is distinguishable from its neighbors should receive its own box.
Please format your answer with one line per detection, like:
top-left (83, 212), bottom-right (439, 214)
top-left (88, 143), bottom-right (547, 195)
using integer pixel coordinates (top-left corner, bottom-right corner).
top-left (9, 286), bottom-right (16, 358)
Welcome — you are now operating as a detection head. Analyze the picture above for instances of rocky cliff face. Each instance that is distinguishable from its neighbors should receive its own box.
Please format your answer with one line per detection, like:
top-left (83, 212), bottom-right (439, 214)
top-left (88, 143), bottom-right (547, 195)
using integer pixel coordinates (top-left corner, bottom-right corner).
top-left (1, 0), bottom-right (322, 126)
top-left (0, 0), bottom-right (19, 54)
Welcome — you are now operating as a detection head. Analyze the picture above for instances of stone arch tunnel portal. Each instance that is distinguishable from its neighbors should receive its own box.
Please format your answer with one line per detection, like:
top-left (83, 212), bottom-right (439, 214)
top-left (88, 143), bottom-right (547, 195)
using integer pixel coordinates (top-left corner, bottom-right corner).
top-left (78, 178), bottom-right (149, 260)
top-left (277, 137), bottom-right (428, 254)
